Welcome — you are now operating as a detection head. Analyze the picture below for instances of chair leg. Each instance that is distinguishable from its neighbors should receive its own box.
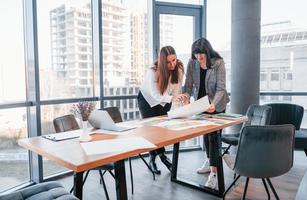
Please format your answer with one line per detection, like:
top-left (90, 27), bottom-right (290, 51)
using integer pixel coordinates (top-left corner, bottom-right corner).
top-left (266, 178), bottom-right (280, 200)
top-left (222, 144), bottom-right (232, 156)
top-left (99, 170), bottom-right (110, 200)
top-left (70, 170), bottom-right (90, 193)
top-left (82, 170), bottom-right (90, 185)
top-left (223, 175), bottom-right (241, 199)
top-left (241, 177), bottom-right (249, 200)
top-left (304, 149), bottom-right (307, 157)
top-left (108, 170), bottom-right (115, 179)
top-left (129, 157), bottom-right (134, 194)
top-left (138, 154), bottom-right (155, 180)
top-left (100, 170), bottom-right (107, 184)
top-left (262, 178), bottom-right (270, 200)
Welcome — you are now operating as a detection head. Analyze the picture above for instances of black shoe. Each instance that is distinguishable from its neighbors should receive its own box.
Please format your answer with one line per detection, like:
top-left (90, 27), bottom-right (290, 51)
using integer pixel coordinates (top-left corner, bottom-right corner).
top-left (160, 154), bottom-right (172, 172)
top-left (149, 157), bottom-right (161, 175)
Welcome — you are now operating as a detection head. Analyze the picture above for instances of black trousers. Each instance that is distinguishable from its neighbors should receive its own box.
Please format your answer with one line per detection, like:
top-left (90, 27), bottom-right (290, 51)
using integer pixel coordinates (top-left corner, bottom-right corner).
top-left (204, 110), bottom-right (225, 167)
top-left (137, 92), bottom-right (171, 156)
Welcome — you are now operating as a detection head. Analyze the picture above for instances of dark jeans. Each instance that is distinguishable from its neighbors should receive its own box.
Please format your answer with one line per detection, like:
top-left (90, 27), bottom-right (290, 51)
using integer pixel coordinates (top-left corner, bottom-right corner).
top-left (137, 92), bottom-right (171, 157)
top-left (204, 110), bottom-right (225, 167)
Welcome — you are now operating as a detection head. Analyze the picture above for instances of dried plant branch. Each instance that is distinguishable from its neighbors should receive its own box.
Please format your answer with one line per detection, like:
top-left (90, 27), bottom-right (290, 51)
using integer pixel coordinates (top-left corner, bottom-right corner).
top-left (71, 101), bottom-right (96, 121)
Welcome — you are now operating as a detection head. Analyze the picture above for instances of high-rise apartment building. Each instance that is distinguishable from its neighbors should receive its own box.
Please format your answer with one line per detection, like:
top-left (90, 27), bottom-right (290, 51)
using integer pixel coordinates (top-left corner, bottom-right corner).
top-left (130, 14), bottom-right (174, 85)
top-left (50, 1), bottom-right (131, 97)
top-left (50, 4), bottom-right (93, 97)
top-left (159, 15), bottom-right (174, 47)
top-left (102, 0), bottom-right (131, 87)
top-left (130, 13), bottom-right (149, 85)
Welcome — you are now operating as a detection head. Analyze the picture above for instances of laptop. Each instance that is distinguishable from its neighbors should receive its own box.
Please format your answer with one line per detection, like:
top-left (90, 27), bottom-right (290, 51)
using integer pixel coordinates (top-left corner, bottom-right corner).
top-left (88, 110), bottom-right (137, 132)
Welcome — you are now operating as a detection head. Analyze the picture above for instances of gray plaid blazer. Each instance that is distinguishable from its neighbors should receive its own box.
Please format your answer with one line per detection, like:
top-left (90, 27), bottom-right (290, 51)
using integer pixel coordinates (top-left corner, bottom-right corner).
top-left (183, 58), bottom-right (230, 112)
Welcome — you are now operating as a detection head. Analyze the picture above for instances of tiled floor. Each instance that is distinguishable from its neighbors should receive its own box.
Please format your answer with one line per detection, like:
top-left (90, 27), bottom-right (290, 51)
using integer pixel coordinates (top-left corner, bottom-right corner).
top-left (57, 149), bottom-right (307, 200)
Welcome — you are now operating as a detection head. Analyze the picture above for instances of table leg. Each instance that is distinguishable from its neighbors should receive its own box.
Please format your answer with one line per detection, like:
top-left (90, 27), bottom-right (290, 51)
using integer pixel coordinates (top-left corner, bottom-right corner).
top-left (73, 171), bottom-right (84, 200)
top-left (114, 159), bottom-right (127, 200)
top-left (170, 133), bottom-right (225, 197)
top-left (214, 130), bottom-right (225, 196)
top-left (171, 142), bottom-right (180, 180)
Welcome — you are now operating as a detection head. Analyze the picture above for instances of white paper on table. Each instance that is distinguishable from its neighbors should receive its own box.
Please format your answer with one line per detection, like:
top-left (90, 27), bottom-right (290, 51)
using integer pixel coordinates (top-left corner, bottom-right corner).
top-left (80, 137), bottom-right (156, 155)
top-left (167, 96), bottom-right (210, 119)
top-left (93, 129), bottom-right (132, 136)
top-left (154, 119), bottom-right (214, 130)
top-left (136, 117), bottom-right (169, 126)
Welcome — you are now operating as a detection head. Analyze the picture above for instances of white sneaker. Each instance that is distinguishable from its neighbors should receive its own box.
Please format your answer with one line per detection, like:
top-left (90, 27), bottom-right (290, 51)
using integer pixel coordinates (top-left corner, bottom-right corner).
top-left (205, 172), bottom-right (218, 190)
top-left (196, 159), bottom-right (210, 174)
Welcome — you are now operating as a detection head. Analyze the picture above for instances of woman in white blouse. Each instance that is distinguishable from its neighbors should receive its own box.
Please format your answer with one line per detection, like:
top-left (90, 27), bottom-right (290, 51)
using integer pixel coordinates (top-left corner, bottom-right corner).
top-left (138, 46), bottom-right (186, 174)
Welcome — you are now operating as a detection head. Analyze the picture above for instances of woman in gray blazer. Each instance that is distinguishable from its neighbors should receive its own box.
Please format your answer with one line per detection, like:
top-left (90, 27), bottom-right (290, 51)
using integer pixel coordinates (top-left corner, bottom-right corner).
top-left (183, 38), bottom-right (229, 190)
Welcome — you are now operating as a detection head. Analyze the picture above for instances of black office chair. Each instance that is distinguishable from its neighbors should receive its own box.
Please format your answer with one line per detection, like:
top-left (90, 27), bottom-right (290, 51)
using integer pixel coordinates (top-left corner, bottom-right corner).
top-left (265, 103), bottom-right (306, 156)
top-left (53, 114), bottom-right (116, 200)
top-left (221, 104), bottom-right (272, 156)
top-left (223, 125), bottom-right (295, 200)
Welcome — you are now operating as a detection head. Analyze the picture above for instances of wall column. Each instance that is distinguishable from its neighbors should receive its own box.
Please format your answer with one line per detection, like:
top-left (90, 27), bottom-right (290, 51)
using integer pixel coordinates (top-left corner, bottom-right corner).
top-left (231, 0), bottom-right (261, 116)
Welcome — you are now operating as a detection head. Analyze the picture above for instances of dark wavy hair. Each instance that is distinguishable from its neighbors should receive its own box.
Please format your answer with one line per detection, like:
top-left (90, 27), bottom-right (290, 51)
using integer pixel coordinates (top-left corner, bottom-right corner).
top-left (152, 46), bottom-right (184, 95)
top-left (191, 38), bottom-right (222, 68)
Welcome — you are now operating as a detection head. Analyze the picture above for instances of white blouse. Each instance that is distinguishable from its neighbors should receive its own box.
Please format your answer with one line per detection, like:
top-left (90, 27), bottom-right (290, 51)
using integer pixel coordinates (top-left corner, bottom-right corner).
top-left (140, 67), bottom-right (183, 107)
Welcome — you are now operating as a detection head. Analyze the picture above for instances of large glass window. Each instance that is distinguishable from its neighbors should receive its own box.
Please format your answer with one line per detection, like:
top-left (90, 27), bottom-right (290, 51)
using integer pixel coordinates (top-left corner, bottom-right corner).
top-left (106, 0), bottom-right (148, 89)
top-left (0, 0), bottom-right (209, 193)
top-left (155, 2), bottom-right (202, 148)
top-left (0, 1), bottom-right (26, 102)
top-left (41, 103), bottom-right (78, 176)
top-left (102, 0), bottom-right (147, 91)
top-left (0, 108), bottom-right (29, 192)
top-left (101, 0), bottom-right (150, 123)
top-left (0, 1), bottom-right (29, 192)
top-left (207, 0), bottom-right (231, 92)
top-left (156, 0), bottom-right (203, 5)
top-left (41, 101), bottom-right (100, 177)
top-left (37, 0), bottom-right (94, 100)
top-left (261, 0), bottom-right (307, 128)
top-left (159, 14), bottom-right (194, 67)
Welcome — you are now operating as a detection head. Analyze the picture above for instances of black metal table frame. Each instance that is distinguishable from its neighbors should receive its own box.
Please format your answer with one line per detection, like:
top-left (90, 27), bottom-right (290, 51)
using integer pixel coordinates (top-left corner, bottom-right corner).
top-left (72, 131), bottom-right (224, 200)
top-left (73, 159), bottom-right (128, 200)
top-left (171, 130), bottom-right (225, 197)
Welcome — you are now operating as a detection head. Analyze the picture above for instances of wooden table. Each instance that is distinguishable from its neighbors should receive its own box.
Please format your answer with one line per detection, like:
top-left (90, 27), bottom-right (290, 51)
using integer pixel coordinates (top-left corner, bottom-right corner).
top-left (18, 115), bottom-right (247, 200)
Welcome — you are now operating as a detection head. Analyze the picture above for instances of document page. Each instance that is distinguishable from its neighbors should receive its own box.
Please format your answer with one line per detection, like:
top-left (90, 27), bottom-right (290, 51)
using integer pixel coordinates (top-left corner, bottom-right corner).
top-left (80, 137), bottom-right (156, 155)
top-left (167, 96), bottom-right (210, 119)
top-left (153, 119), bottom-right (214, 130)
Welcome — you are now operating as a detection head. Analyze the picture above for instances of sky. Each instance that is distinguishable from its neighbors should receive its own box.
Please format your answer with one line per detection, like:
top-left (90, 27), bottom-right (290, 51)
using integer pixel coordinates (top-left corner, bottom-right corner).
top-left (1, 0), bottom-right (307, 101)
top-left (207, 0), bottom-right (307, 51)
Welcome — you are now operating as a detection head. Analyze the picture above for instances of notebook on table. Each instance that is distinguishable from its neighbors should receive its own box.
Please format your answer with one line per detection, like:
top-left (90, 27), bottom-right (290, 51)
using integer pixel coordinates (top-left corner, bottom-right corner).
top-left (42, 129), bottom-right (94, 141)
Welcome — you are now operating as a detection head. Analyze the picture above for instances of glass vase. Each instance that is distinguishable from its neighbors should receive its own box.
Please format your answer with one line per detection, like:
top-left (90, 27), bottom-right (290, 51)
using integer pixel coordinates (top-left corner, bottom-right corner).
top-left (79, 120), bottom-right (91, 142)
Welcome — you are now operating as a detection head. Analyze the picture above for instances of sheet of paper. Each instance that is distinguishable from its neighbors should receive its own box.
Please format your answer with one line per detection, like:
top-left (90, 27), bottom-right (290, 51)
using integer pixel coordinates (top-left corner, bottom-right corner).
top-left (93, 129), bottom-right (131, 136)
top-left (80, 137), bottom-right (157, 155)
top-left (167, 96), bottom-right (210, 119)
top-left (135, 117), bottom-right (169, 126)
top-left (153, 119), bottom-right (214, 130)
top-left (116, 121), bottom-right (142, 130)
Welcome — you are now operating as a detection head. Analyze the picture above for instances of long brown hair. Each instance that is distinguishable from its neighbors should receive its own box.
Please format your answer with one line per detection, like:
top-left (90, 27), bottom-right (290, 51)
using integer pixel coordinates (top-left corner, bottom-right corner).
top-left (152, 46), bottom-right (184, 95)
